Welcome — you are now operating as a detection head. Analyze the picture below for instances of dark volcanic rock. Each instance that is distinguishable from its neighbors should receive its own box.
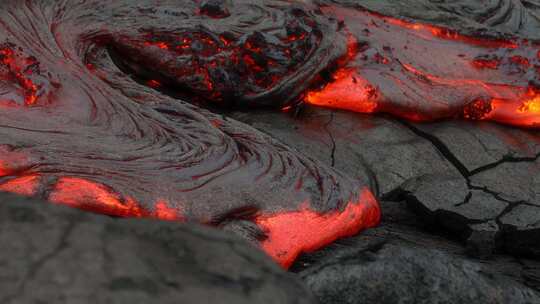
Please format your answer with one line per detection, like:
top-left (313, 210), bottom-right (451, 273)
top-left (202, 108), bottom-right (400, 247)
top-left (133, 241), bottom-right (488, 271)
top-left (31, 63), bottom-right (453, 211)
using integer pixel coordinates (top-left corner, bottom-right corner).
top-left (470, 158), bottom-right (540, 204)
top-left (413, 121), bottom-right (540, 172)
top-left (230, 107), bottom-right (459, 198)
top-left (401, 171), bottom-right (540, 258)
top-left (293, 200), bottom-right (540, 294)
top-left (0, 193), bottom-right (315, 304)
top-left (0, 0), bottom-right (381, 267)
top-left (301, 243), bottom-right (540, 304)
top-left (232, 106), bottom-right (540, 260)
top-left (403, 174), bottom-right (509, 223)
top-left (402, 174), bottom-right (508, 236)
top-left (391, 120), bottom-right (540, 259)
top-left (500, 204), bottom-right (540, 257)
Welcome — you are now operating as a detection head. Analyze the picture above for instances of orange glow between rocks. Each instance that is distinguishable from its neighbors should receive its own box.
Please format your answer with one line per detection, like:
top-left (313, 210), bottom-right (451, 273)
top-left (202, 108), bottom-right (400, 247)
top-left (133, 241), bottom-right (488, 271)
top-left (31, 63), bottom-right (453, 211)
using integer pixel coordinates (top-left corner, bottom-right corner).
top-left (487, 89), bottom-right (540, 126)
top-left (254, 188), bottom-right (380, 269)
top-left (0, 148), bottom-right (30, 177)
top-left (14, 3), bottom-right (540, 270)
top-left (380, 14), bottom-right (518, 49)
top-left (304, 7), bottom-right (540, 128)
top-left (153, 200), bottom-right (185, 221)
top-left (49, 177), bottom-right (150, 218)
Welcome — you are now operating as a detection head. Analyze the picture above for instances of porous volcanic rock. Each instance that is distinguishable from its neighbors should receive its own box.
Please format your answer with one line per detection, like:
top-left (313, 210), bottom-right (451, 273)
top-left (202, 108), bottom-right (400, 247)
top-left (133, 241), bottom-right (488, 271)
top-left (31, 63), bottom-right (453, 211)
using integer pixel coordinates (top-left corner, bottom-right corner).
top-left (300, 242), bottom-right (540, 304)
top-left (0, 192), bottom-right (315, 304)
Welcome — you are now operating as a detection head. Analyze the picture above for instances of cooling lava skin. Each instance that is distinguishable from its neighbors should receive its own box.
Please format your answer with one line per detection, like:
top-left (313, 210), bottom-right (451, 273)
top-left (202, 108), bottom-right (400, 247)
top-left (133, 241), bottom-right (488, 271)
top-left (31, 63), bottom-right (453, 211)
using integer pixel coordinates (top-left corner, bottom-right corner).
top-left (0, 0), bottom-right (379, 268)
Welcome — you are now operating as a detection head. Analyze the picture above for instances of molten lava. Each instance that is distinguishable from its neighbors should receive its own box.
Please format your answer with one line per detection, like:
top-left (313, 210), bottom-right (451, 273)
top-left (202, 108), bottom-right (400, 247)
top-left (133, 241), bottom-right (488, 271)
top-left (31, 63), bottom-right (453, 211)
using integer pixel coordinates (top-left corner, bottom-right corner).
top-left (1, 0), bottom-right (539, 268)
top-left (305, 7), bottom-right (540, 128)
top-left (0, 0), bottom-right (380, 268)
top-left (256, 188), bottom-right (380, 268)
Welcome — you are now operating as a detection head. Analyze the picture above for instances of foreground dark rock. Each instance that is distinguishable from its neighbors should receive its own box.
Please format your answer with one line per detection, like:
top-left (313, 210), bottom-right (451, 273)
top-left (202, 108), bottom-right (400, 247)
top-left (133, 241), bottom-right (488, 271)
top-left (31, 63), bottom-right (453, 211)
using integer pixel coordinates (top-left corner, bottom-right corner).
top-left (301, 242), bottom-right (540, 304)
top-left (0, 193), bottom-right (315, 304)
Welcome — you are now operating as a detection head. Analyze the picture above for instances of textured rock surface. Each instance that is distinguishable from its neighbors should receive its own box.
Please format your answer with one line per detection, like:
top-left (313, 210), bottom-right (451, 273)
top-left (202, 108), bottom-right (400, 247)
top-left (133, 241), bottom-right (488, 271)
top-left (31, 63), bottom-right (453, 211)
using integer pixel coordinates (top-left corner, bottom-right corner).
top-left (233, 106), bottom-right (540, 298)
top-left (293, 199), bottom-right (540, 293)
top-left (230, 108), bottom-right (459, 198)
top-left (232, 106), bottom-right (540, 260)
top-left (0, 0), bottom-right (382, 268)
top-left (407, 122), bottom-right (540, 258)
top-left (322, 0), bottom-right (540, 40)
top-left (0, 1), bottom-right (539, 303)
top-left (0, 193), bottom-right (315, 304)
top-left (300, 243), bottom-right (540, 304)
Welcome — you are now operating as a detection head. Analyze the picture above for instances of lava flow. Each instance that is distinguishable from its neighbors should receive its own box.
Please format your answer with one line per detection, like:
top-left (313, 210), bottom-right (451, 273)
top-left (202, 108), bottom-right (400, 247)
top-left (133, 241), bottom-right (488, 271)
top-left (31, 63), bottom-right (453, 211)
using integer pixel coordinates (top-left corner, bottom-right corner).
top-left (0, 0), bottom-right (379, 268)
top-left (305, 6), bottom-right (540, 128)
top-left (2, 0), bottom-right (538, 268)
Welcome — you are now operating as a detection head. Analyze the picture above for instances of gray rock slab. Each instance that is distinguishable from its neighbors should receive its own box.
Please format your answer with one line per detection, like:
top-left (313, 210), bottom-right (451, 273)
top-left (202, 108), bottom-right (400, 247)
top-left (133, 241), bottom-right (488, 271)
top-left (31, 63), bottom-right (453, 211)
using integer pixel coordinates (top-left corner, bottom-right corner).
top-left (0, 193), bottom-right (315, 304)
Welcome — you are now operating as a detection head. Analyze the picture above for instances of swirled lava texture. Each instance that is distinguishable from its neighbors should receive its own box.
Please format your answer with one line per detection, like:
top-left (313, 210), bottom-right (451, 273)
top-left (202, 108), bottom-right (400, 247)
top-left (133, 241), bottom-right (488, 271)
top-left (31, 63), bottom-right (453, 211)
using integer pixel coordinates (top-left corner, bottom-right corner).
top-left (0, 0), bottom-right (379, 269)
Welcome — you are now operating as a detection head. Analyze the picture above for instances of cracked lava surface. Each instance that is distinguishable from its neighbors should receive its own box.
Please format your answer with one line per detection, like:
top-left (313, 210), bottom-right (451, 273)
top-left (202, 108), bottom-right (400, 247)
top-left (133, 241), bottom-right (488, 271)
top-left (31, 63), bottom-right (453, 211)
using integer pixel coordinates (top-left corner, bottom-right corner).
top-left (0, 0), bottom-right (538, 268)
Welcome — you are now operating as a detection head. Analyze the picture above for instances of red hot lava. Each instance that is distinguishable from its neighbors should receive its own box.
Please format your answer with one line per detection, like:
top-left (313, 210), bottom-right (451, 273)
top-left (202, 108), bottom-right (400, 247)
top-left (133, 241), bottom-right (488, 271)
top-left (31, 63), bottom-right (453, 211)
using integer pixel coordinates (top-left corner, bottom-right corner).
top-left (0, 0), bottom-right (380, 269)
top-left (305, 7), bottom-right (540, 128)
top-left (0, 0), bottom-right (538, 268)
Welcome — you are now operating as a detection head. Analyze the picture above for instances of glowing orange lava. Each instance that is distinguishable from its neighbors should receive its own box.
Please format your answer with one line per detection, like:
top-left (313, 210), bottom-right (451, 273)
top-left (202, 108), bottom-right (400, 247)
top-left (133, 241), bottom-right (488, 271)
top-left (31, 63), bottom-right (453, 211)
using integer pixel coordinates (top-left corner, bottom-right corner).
top-left (519, 94), bottom-right (540, 114)
top-left (0, 45), bottom-right (40, 106)
top-left (304, 7), bottom-right (540, 128)
top-left (254, 188), bottom-right (380, 269)
top-left (0, 174), bottom-right (380, 269)
top-left (0, 147), bottom-right (31, 177)
top-left (0, 175), bottom-right (40, 196)
top-left (306, 68), bottom-right (379, 113)
top-left (0, 167), bottom-right (381, 269)
top-left (48, 177), bottom-right (185, 220)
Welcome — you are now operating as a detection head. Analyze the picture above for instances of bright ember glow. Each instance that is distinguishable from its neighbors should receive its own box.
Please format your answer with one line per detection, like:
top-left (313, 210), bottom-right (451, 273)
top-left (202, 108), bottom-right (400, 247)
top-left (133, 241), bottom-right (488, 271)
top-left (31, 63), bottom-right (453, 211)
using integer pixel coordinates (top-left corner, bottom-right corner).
top-left (304, 7), bottom-right (540, 128)
top-left (48, 177), bottom-right (185, 220)
top-left (1, 174), bottom-right (379, 268)
top-left (12, 0), bottom-right (540, 270)
top-left (519, 95), bottom-right (540, 114)
top-left (0, 175), bottom-right (40, 196)
top-left (0, 45), bottom-right (40, 106)
top-left (0, 147), bottom-right (31, 177)
top-left (255, 188), bottom-right (380, 269)
top-left (306, 68), bottom-right (379, 113)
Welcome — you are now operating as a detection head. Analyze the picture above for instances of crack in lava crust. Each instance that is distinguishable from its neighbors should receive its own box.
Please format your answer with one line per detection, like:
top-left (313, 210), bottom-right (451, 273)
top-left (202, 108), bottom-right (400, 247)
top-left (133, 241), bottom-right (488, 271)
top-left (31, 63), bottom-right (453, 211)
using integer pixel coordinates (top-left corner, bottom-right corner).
top-left (0, 0), bottom-right (379, 268)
